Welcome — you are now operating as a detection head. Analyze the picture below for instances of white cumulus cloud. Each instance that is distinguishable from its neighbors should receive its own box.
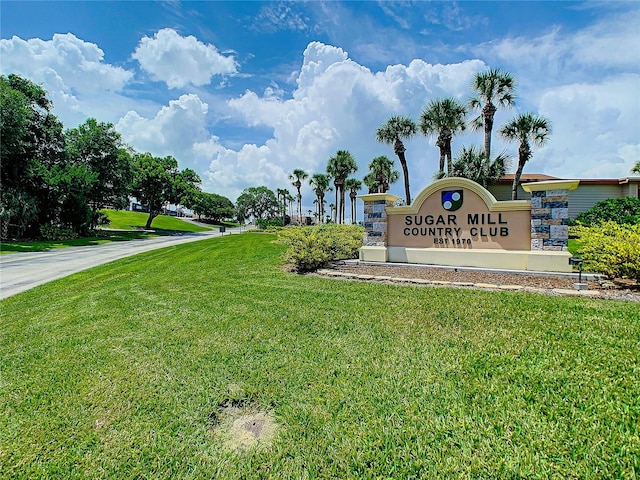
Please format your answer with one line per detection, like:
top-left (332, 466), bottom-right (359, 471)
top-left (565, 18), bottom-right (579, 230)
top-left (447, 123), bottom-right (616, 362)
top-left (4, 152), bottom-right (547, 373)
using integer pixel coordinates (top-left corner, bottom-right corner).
top-left (132, 28), bottom-right (237, 88)
top-left (0, 33), bottom-right (133, 125)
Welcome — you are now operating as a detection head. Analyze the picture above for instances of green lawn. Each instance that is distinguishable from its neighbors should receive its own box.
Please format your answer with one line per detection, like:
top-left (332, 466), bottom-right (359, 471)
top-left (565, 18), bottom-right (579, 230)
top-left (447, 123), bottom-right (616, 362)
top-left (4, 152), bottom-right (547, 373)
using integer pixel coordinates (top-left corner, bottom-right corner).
top-left (1, 233), bottom-right (638, 478)
top-left (103, 209), bottom-right (210, 232)
top-left (0, 210), bottom-right (209, 254)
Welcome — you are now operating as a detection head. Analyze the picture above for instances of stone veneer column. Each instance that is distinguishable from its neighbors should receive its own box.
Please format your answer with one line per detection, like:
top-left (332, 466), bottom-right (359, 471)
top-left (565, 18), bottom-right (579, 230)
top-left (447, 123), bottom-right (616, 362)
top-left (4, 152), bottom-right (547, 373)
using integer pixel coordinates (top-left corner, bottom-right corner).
top-left (522, 180), bottom-right (580, 252)
top-left (358, 193), bottom-right (401, 262)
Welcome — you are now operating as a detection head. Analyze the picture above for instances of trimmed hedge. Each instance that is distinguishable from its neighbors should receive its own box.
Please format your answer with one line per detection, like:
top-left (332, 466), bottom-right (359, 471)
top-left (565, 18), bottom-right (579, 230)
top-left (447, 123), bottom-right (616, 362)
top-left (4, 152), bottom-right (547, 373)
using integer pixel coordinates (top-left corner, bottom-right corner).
top-left (278, 224), bottom-right (364, 272)
top-left (574, 197), bottom-right (640, 226)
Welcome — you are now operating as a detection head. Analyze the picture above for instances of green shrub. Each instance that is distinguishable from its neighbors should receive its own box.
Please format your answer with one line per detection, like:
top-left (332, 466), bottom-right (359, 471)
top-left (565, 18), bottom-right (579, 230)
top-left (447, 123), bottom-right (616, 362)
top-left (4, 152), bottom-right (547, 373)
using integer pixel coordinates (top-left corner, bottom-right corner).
top-left (278, 224), bottom-right (364, 272)
top-left (39, 224), bottom-right (78, 241)
top-left (574, 197), bottom-right (640, 225)
top-left (572, 221), bottom-right (640, 281)
top-left (256, 217), bottom-right (284, 229)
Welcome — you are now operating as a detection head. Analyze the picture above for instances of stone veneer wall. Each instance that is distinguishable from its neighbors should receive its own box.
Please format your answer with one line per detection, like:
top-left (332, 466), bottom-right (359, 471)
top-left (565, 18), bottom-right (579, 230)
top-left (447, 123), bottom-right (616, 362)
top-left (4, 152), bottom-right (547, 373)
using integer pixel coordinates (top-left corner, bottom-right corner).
top-left (362, 194), bottom-right (400, 246)
top-left (523, 181), bottom-right (579, 252)
top-left (530, 189), bottom-right (570, 251)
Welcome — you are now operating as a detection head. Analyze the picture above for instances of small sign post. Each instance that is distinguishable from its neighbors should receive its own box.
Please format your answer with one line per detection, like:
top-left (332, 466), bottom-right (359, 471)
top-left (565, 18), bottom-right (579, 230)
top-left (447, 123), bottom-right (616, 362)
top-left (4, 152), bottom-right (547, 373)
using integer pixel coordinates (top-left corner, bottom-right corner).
top-left (219, 226), bottom-right (226, 236)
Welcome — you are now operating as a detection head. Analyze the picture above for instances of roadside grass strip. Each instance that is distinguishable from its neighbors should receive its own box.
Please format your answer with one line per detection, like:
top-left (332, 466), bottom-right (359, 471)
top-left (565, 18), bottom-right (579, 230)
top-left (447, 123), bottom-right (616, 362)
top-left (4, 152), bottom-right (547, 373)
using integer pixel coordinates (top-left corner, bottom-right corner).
top-left (1, 233), bottom-right (638, 478)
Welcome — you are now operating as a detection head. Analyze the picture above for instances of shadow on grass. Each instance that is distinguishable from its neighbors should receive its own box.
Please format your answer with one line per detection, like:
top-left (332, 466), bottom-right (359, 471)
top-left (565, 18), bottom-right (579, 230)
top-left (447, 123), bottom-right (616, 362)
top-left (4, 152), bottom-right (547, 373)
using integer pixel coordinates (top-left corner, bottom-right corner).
top-left (0, 230), bottom-right (168, 253)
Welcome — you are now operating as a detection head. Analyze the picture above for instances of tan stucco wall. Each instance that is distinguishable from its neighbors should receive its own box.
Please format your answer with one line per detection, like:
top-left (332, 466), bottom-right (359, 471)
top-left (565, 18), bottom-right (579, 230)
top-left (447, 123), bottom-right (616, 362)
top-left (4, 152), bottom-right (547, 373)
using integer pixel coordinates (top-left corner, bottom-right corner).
top-left (386, 178), bottom-right (531, 250)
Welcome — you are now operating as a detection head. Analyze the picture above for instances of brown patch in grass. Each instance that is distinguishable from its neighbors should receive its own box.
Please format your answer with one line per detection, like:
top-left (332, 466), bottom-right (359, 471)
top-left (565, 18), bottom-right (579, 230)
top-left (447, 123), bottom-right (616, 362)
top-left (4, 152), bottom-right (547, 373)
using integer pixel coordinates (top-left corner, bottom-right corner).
top-left (210, 398), bottom-right (278, 451)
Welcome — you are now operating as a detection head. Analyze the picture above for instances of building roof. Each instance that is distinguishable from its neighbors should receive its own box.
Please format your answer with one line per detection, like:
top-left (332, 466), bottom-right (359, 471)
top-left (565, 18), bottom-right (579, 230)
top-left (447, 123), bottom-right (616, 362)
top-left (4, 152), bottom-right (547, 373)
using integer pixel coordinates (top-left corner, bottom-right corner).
top-left (497, 174), bottom-right (640, 185)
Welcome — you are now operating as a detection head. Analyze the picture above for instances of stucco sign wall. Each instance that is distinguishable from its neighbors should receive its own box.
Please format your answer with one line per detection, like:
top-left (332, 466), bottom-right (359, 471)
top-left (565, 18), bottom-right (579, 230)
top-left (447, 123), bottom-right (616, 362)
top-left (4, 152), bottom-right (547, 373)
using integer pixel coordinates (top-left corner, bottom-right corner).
top-left (387, 178), bottom-right (531, 250)
top-left (359, 177), bottom-right (580, 273)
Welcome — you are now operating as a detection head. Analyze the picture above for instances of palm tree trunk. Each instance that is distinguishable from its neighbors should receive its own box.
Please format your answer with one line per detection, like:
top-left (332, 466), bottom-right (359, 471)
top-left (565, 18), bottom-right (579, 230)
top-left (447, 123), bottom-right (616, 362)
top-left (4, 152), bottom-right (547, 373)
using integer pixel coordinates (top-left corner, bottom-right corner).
top-left (398, 153), bottom-right (411, 205)
top-left (334, 185), bottom-right (339, 223)
top-left (483, 104), bottom-right (496, 160)
top-left (351, 192), bottom-right (357, 224)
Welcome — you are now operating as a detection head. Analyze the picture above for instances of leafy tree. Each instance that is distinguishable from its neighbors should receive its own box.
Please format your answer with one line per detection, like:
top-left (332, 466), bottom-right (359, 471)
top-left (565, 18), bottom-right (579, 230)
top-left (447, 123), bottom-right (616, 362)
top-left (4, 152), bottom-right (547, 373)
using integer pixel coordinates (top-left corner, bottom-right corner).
top-left (574, 197), bottom-right (640, 226)
top-left (309, 173), bottom-right (331, 224)
top-left (235, 186), bottom-right (279, 222)
top-left (326, 150), bottom-right (357, 224)
top-left (632, 161), bottom-right (640, 175)
top-left (289, 169), bottom-right (308, 224)
top-left (450, 146), bottom-right (510, 188)
top-left (0, 74), bottom-right (66, 238)
top-left (345, 178), bottom-right (363, 224)
top-left (469, 68), bottom-right (516, 161)
top-left (376, 115), bottom-right (416, 205)
top-left (131, 153), bottom-right (201, 229)
top-left (499, 113), bottom-right (551, 200)
top-left (65, 118), bottom-right (133, 225)
top-left (191, 191), bottom-right (234, 223)
top-left (419, 97), bottom-right (467, 175)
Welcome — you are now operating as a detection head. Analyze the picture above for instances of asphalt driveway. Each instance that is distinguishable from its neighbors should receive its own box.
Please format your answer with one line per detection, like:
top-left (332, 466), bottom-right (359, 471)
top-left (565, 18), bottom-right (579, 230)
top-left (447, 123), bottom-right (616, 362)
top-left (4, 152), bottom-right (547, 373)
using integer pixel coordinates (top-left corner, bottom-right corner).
top-left (0, 227), bottom-right (246, 300)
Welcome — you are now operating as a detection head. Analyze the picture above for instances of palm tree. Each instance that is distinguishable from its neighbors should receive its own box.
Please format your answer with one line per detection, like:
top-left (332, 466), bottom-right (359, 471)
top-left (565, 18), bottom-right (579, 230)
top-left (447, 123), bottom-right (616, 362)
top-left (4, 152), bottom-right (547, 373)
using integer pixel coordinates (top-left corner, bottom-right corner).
top-left (500, 113), bottom-right (551, 200)
top-left (326, 150), bottom-right (357, 224)
top-left (365, 155), bottom-right (399, 193)
top-left (309, 173), bottom-right (331, 223)
top-left (375, 115), bottom-right (417, 205)
top-left (469, 68), bottom-right (516, 161)
top-left (450, 145), bottom-right (510, 189)
top-left (419, 97), bottom-right (467, 175)
top-left (289, 169), bottom-right (308, 224)
top-left (276, 188), bottom-right (289, 226)
top-left (284, 191), bottom-right (295, 220)
top-left (632, 161), bottom-right (640, 175)
top-left (345, 178), bottom-right (363, 224)
top-left (328, 203), bottom-right (336, 223)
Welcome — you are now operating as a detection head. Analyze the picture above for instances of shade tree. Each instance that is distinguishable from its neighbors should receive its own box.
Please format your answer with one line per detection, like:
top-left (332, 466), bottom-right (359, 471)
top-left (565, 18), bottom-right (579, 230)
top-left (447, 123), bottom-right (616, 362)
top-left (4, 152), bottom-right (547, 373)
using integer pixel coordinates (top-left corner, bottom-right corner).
top-left (131, 153), bottom-right (201, 229)
top-left (235, 186), bottom-right (280, 223)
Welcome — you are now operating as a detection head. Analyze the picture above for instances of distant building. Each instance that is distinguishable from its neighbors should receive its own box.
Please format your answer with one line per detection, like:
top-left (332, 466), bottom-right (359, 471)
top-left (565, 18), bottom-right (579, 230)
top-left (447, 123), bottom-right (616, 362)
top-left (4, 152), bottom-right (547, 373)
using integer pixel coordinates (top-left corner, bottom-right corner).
top-left (489, 174), bottom-right (640, 219)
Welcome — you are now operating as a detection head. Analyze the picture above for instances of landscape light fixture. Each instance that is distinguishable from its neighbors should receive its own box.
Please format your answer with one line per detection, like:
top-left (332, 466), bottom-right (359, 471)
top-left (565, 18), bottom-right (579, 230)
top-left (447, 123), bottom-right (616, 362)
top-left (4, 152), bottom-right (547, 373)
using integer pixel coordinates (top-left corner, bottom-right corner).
top-left (569, 257), bottom-right (587, 290)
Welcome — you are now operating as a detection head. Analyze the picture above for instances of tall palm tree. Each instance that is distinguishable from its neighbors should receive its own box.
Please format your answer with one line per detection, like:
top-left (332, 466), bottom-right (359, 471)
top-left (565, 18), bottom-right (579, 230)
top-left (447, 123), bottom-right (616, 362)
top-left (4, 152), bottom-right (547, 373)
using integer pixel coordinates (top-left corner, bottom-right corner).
top-left (632, 161), bottom-right (640, 175)
top-left (365, 155), bottom-right (399, 193)
top-left (376, 115), bottom-right (417, 205)
top-left (276, 188), bottom-right (288, 224)
top-left (450, 145), bottom-right (510, 189)
top-left (289, 169), bottom-right (308, 224)
top-left (419, 97), bottom-right (467, 175)
top-left (284, 191), bottom-right (295, 220)
top-left (326, 150), bottom-right (357, 224)
top-left (469, 68), bottom-right (516, 161)
top-left (500, 113), bottom-right (551, 200)
top-left (328, 203), bottom-right (336, 223)
top-left (345, 178), bottom-right (363, 224)
top-left (309, 173), bottom-right (331, 223)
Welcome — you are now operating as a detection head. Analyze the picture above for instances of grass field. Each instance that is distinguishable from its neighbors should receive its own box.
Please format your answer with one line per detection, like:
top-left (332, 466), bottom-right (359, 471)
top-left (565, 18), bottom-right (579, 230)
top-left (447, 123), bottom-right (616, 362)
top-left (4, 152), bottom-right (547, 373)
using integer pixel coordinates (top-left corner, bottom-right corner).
top-left (0, 210), bottom-right (209, 254)
top-left (1, 233), bottom-right (638, 478)
top-left (102, 209), bottom-right (210, 232)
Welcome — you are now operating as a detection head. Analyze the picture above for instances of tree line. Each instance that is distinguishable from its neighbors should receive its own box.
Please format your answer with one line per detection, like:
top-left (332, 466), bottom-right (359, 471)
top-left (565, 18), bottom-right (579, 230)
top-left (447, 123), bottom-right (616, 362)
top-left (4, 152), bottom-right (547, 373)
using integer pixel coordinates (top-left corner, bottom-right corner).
top-left (0, 74), bottom-right (233, 240)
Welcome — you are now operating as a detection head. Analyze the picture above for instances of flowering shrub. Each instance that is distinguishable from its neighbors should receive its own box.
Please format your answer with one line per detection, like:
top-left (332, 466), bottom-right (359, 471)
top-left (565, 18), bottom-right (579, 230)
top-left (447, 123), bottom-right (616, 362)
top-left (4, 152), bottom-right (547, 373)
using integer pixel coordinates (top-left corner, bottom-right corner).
top-left (571, 221), bottom-right (640, 281)
top-left (278, 224), bottom-right (364, 272)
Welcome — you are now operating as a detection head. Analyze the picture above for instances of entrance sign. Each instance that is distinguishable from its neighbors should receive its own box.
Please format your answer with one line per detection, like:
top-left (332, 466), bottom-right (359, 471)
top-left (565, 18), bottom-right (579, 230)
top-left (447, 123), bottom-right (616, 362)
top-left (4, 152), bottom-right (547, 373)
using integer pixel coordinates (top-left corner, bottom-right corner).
top-left (360, 177), bottom-right (580, 273)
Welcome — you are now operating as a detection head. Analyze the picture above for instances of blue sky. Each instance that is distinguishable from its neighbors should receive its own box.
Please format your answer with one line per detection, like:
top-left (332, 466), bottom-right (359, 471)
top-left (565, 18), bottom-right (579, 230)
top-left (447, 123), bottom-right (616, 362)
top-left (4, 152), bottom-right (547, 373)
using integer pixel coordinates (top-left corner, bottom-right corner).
top-left (2, 1), bottom-right (639, 216)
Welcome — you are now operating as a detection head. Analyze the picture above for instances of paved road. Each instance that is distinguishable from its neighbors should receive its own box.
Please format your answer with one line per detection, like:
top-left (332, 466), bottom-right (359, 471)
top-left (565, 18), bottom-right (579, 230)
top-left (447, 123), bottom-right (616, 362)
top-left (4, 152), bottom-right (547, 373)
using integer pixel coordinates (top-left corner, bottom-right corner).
top-left (0, 226), bottom-right (248, 300)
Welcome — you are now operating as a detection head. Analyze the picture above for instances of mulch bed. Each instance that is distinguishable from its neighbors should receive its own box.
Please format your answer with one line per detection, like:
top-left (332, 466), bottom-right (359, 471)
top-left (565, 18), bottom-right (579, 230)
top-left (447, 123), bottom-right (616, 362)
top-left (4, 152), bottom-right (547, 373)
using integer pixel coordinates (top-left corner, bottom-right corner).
top-left (319, 261), bottom-right (640, 302)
